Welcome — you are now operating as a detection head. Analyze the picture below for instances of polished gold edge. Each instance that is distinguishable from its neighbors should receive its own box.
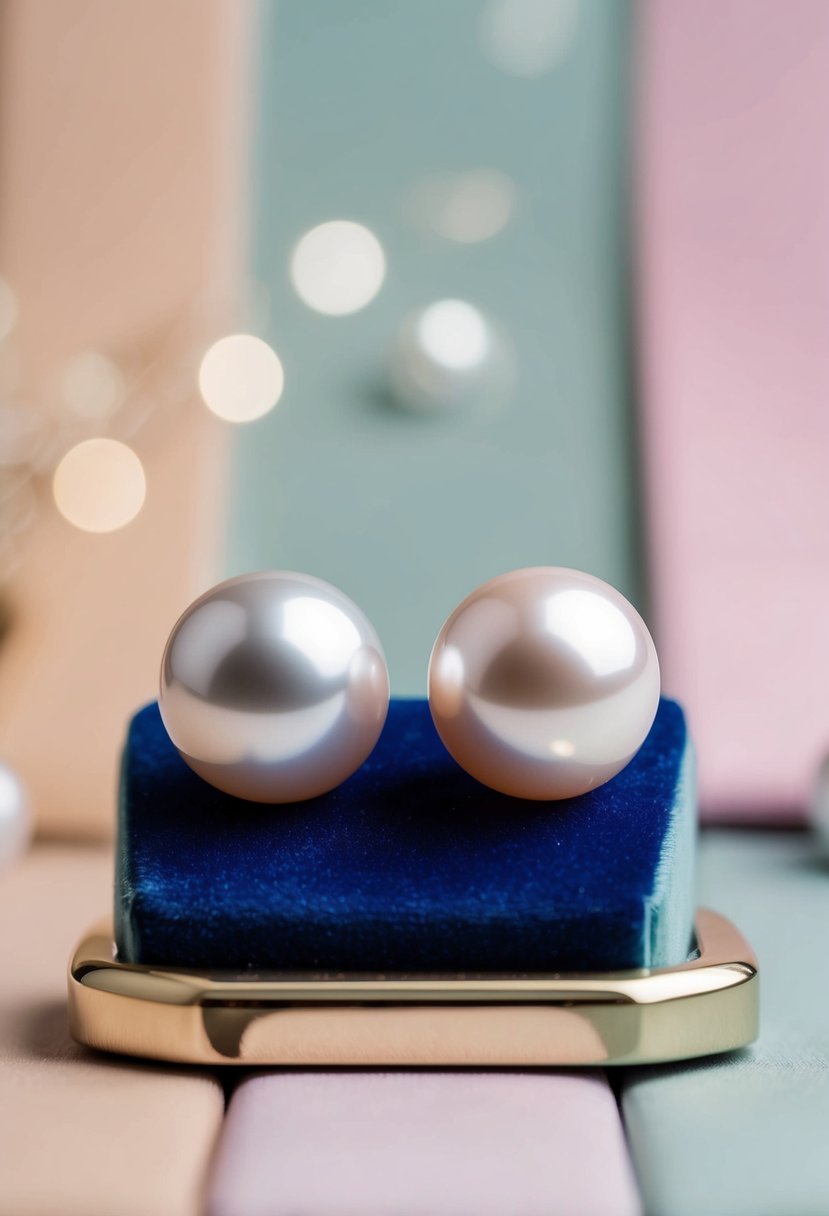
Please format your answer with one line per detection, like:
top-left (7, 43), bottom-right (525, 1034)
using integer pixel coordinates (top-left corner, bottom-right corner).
top-left (67, 908), bottom-right (759, 1066)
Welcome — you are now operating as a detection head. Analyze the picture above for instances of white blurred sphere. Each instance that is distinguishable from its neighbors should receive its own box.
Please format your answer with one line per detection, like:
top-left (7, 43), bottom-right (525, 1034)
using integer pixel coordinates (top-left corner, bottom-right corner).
top-left (0, 762), bottom-right (32, 867)
top-left (389, 299), bottom-right (512, 413)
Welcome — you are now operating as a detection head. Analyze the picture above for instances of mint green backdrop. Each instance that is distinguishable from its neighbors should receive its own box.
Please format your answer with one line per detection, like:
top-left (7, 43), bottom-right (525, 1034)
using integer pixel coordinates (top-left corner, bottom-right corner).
top-left (225, 12), bottom-right (824, 1211)
top-left (227, 0), bottom-right (640, 694)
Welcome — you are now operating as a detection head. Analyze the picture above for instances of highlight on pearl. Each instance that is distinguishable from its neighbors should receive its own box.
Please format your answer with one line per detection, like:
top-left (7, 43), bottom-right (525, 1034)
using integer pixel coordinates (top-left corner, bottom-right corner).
top-left (159, 572), bottom-right (390, 803)
top-left (428, 567), bottom-right (660, 800)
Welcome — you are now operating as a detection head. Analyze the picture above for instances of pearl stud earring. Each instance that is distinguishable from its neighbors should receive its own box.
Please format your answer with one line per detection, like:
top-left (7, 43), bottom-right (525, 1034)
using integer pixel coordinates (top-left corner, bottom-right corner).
top-left (159, 571), bottom-right (390, 803)
top-left (428, 567), bottom-right (660, 800)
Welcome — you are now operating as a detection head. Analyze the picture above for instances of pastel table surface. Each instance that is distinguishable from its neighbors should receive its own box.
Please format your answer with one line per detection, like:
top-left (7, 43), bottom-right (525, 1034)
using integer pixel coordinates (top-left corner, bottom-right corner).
top-left (623, 829), bottom-right (829, 1216)
top-left (116, 697), bottom-right (695, 972)
top-left (0, 845), bottom-right (223, 1216)
top-left (208, 1071), bottom-right (641, 1216)
top-left (0, 831), bottom-right (825, 1213)
top-left (637, 0), bottom-right (829, 820)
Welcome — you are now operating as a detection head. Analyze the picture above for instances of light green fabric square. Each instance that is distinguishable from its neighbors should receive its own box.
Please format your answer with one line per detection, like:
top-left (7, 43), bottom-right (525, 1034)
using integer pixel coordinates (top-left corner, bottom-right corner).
top-left (624, 830), bottom-right (829, 1216)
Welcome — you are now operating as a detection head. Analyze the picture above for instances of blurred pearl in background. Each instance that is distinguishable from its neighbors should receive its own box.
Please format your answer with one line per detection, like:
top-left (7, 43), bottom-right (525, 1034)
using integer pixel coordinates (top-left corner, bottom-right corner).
top-left (0, 762), bottom-right (32, 868)
top-left (389, 299), bottom-right (513, 413)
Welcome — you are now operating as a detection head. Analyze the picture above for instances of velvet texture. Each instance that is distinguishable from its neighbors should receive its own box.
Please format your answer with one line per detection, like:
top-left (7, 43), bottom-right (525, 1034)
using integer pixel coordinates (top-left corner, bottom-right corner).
top-left (116, 698), bottom-right (695, 972)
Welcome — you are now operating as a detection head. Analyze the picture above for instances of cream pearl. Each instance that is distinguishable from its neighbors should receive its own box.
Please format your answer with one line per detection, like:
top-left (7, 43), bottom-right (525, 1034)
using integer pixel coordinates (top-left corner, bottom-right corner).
top-left (428, 568), bottom-right (660, 800)
top-left (159, 572), bottom-right (389, 803)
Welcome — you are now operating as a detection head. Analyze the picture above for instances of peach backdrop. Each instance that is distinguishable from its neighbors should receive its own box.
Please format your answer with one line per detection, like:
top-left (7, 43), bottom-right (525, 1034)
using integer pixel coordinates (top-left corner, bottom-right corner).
top-left (0, 0), bottom-right (253, 837)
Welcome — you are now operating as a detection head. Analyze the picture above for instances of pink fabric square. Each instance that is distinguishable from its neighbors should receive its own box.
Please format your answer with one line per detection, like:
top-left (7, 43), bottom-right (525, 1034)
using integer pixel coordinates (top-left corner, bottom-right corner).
top-left (637, 0), bottom-right (829, 820)
top-left (208, 1071), bottom-right (640, 1216)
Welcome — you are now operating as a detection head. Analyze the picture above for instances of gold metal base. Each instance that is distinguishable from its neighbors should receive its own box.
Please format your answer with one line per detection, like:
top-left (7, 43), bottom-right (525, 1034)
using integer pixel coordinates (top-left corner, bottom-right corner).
top-left (68, 909), bottom-right (758, 1066)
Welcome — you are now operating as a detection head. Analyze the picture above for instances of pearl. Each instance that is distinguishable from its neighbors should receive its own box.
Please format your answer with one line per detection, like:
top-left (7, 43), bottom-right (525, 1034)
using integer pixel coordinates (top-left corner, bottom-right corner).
top-left (0, 762), bottom-right (32, 867)
top-left (428, 568), bottom-right (660, 800)
top-left (389, 299), bottom-right (512, 413)
top-left (159, 572), bottom-right (390, 803)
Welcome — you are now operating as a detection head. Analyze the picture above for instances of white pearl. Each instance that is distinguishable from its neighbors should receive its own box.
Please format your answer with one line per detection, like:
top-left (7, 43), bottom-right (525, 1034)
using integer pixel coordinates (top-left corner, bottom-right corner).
top-left (428, 567), bottom-right (661, 800)
top-left (389, 299), bottom-right (512, 413)
top-left (159, 572), bottom-right (390, 803)
top-left (0, 762), bottom-right (32, 867)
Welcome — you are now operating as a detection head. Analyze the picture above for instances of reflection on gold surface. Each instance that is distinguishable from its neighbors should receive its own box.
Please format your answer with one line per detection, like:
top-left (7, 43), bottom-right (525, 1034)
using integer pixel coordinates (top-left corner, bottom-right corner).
top-left (68, 908), bottom-right (759, 1066)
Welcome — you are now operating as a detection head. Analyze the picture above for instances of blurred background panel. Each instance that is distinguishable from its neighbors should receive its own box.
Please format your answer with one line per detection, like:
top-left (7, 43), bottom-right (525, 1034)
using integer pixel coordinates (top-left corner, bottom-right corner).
top-left (637, 0), bottom-right (829, 820)
top-left (227, 0), bottom-right (642, 694)
top-left (0, 0), bottom-right (826, 842)
top-left (0, 0), bottom-right (253, 837)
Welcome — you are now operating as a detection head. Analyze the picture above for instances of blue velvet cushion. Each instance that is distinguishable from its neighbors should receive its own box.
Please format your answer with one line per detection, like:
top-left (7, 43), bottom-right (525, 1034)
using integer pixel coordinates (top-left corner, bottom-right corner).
top-left (116, 698), bottom-right (695, 972)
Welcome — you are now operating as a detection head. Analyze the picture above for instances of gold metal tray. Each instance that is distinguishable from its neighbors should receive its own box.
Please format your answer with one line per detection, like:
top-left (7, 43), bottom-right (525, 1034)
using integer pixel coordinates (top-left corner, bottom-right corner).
top-left (68, 909), bottom-right (758, 1066)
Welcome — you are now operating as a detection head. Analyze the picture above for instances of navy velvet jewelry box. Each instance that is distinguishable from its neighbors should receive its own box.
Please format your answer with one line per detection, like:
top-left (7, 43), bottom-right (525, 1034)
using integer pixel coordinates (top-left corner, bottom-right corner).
top-left (115, 697), bottom-right (695, 973)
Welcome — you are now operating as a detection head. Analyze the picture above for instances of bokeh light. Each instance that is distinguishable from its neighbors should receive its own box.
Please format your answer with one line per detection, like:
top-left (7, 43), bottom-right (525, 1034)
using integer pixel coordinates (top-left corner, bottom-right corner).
top-left (198, 334), bottom-right (284, 423)
top-left (52, 438), bottom-right (146, 533)
top-left (0, 278), bottom-right (19, 343)
top-left (290, 220), bottom-right (385, 315)
top-left (479, 0), bottom-right (580, 77)
top-left (0, 402), bottom-right (45, 468)
top-left (410, 170), bottom-right (517, 243)
top-left (61, 351), bottom-right (126, 420)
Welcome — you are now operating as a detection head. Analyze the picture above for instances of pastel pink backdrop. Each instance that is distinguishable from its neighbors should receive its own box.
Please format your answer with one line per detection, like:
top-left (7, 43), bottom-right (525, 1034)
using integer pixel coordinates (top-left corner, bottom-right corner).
top-left (638, 0), bottom-right (829, 820)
